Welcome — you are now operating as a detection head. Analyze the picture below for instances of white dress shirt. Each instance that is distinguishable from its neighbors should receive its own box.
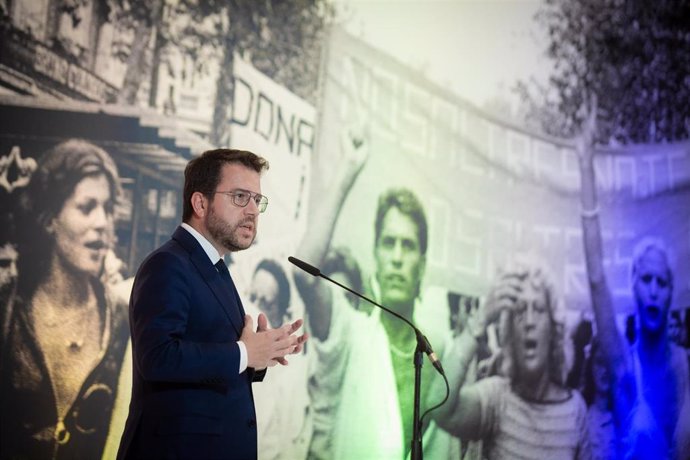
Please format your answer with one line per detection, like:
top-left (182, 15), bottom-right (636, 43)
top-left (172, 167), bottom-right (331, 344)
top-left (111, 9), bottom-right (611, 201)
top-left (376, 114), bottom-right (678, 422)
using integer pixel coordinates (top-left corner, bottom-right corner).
top-left (181, 222), bottom-right (248, 373)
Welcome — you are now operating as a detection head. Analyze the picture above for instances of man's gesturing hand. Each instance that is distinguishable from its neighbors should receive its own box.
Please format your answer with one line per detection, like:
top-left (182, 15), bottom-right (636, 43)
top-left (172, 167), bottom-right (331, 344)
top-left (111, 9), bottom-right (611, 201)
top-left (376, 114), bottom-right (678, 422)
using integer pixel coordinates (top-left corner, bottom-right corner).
top-left (241, 313), bottom-right (308, 370)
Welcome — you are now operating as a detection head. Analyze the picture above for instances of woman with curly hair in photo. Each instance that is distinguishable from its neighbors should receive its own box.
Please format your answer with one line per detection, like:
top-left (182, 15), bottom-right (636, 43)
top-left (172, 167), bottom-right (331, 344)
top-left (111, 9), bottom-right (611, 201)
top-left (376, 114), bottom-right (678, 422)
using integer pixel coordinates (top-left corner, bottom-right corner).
top-left (433, 255), bottom-right (591, 459)
top-left (0, 139), bottom-right (129, 459)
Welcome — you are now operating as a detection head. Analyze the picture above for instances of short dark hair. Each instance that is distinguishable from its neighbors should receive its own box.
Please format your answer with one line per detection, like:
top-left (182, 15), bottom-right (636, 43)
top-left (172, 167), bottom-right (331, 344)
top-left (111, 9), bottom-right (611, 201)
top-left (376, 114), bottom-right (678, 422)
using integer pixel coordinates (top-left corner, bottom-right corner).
top-left (254, 258), bottom-right (290, 318)
top-left (374, 188), bottom-right (428, 255)
top-left (182, 149), bottom-right (269, 222)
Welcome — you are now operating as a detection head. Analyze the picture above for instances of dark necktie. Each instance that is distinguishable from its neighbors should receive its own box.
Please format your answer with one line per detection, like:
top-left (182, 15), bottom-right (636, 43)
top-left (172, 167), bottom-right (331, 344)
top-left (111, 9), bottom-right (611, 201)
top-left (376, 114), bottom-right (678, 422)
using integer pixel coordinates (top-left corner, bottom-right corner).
top-left (215, 259), bottom-right (246, 319)
top-left (215, 259), bottom-right (231, 279)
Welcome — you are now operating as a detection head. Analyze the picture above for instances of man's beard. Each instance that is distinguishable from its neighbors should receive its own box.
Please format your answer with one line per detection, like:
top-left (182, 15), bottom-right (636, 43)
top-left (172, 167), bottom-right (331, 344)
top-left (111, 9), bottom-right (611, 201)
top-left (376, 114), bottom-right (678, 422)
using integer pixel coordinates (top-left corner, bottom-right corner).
top-left (206, 209), bottom-right (255, 252)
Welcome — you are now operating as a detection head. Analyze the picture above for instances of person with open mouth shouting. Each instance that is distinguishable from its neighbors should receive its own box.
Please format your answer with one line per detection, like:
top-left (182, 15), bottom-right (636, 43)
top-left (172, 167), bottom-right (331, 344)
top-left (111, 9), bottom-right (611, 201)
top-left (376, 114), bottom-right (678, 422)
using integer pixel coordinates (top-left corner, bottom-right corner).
top-left (431, 255), bottom-right (591, 460)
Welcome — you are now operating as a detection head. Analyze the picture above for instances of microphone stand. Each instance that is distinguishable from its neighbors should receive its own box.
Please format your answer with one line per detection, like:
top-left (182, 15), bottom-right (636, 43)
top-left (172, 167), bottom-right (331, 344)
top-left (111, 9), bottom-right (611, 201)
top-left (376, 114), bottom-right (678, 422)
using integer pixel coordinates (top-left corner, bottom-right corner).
top-left (412, 336), bottom-right (424, 460)
top-left (289, 256), bottom-right (445, 460)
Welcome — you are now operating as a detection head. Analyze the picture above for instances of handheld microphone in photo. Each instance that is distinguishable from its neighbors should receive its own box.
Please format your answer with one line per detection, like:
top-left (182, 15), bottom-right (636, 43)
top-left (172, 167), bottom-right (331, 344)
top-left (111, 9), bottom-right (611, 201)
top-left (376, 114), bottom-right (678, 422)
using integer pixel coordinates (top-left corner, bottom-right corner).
top-left (287, 255), bottom-right (444, 376)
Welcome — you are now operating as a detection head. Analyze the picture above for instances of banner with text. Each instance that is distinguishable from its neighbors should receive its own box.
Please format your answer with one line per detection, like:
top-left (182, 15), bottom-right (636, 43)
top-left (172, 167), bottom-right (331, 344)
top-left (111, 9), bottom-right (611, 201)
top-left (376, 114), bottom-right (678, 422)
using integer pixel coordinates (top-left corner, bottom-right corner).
top-left (316, 26), bottom-right (690, 314)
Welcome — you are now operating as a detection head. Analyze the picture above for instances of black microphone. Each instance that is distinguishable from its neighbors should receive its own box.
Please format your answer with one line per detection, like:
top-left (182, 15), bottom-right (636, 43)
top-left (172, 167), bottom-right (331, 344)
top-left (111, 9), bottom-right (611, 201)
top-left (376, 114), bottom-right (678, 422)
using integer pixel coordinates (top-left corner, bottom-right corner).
top-left (287, 256), bottom-right (321, 277)
top-left (288, 255), bottom-right (444, 376)
top-left (418, 331), bottom-right (443, 376)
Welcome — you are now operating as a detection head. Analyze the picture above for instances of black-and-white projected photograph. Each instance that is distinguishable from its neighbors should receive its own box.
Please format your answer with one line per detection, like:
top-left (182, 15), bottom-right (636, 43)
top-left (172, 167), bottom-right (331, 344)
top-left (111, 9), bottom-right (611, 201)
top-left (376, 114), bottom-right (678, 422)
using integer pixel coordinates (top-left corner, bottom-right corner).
top-left (1, 1), bottom-right (689, 459)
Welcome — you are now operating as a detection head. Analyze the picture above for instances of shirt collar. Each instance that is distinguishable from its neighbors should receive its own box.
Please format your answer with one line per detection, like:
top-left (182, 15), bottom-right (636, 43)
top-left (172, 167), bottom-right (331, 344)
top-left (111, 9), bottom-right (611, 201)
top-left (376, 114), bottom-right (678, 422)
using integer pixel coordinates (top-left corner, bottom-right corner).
top-left (181, 222), bottom-right (223, 265)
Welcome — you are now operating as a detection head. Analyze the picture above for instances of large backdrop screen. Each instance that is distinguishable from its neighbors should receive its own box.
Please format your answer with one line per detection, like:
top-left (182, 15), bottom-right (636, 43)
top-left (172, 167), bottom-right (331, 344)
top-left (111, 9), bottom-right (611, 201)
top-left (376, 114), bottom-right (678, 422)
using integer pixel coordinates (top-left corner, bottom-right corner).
top-left (1, 2), bottom-right (689, 460)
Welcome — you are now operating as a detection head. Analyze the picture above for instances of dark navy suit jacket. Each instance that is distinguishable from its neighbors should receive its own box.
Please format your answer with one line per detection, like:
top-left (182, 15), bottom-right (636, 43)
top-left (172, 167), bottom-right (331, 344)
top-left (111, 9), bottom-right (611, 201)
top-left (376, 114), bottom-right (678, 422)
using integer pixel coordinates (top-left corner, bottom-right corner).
top-left (117, 226), bottom-right (265, 460)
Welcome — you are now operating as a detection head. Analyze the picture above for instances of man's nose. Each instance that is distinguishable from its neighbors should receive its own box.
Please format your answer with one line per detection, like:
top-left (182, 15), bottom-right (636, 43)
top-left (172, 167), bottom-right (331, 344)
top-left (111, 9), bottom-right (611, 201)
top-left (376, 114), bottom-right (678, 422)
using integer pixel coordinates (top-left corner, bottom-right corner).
top-left (649, 279), bottom-right (660, 297)
top-left (391, 241), bottom-right (404, 263)
top-left (244, 199), bottom-right (259, 215)
top-left (524, 304), bottom-right (536, 326)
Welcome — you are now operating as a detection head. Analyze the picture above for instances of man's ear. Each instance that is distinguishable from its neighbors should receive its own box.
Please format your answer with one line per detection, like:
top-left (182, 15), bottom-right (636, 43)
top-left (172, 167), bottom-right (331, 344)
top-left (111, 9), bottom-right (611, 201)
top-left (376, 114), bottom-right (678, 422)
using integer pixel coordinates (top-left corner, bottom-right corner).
top-left (191, 191), bottom-right (209, 218)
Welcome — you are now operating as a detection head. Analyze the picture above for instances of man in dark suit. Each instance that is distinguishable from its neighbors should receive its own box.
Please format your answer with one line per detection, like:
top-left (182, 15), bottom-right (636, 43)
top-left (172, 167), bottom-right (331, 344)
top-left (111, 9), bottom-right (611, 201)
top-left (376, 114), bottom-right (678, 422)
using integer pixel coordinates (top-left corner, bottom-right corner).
top-left (117, 149), bottom-right (307, 460)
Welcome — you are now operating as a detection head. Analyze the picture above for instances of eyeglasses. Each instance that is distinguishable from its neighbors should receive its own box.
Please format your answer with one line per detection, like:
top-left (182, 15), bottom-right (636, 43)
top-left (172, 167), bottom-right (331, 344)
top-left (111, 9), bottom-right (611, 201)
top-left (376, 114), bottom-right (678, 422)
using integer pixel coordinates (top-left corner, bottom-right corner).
top-left (214, 189), bottom-right (268, 213)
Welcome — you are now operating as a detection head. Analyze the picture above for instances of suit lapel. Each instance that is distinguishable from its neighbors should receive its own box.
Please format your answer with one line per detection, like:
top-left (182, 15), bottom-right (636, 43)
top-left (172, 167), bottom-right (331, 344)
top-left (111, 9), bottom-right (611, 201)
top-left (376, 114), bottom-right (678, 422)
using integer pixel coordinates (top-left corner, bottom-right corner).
top-left (172, 227), bottom-right (244, 336)
top-left (224, 270), bottom-right (247, 319)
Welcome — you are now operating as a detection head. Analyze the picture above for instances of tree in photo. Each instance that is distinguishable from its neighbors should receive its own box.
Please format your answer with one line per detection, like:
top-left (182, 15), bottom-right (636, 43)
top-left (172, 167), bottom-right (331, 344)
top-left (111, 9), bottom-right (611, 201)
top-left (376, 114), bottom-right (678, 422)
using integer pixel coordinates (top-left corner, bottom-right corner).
top-left (107, 0), bottom-right (333, 145)
top-left (518, 0), bottom-right (690, 144)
